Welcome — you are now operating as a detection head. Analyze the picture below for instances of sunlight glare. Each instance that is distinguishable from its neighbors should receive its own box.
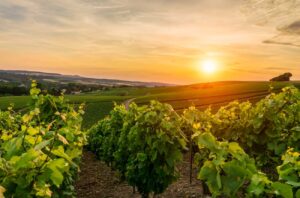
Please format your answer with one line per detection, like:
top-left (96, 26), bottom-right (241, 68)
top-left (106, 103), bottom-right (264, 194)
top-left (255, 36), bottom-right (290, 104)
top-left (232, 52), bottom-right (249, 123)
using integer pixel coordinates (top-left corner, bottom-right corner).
top-left (201, 59), bottom-right (218, 74)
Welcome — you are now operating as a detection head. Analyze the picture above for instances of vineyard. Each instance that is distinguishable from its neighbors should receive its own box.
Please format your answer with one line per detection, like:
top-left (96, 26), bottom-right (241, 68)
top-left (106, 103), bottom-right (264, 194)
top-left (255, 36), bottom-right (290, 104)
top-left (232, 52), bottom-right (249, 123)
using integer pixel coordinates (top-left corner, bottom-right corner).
top-left (0, 82), bottom-right (299, 198)
top-left (0, 81), bottom-right (87, 197)
top-left (87, 86), bottom-right (300, 198)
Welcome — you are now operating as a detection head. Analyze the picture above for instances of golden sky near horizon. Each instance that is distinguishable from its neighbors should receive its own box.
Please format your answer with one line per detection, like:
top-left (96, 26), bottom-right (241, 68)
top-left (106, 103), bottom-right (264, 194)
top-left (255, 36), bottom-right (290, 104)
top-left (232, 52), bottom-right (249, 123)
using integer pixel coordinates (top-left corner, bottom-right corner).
top-left (0, 0), bottom-right (299, 84)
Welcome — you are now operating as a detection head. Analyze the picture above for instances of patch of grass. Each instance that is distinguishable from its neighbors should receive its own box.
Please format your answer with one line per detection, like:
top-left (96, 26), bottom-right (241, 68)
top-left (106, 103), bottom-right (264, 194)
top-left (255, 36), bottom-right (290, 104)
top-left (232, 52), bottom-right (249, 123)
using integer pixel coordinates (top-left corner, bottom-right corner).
top-left (0, 96), bottom-right (31, 110)
top-left (134, 81), bottom-right (300, 110)
top-left (81, 102), bottom-right (114, 130)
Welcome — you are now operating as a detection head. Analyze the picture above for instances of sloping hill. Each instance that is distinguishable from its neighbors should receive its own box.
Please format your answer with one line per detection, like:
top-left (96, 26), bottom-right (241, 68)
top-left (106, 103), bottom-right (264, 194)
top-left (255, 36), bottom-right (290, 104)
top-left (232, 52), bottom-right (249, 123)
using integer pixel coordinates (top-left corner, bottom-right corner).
top-left (0, 70), bottom-right (173, 87)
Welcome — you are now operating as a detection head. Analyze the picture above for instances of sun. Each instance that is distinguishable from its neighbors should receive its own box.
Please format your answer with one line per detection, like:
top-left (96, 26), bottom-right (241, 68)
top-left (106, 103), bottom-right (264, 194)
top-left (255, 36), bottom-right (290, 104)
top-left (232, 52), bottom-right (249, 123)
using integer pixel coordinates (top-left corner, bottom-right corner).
top-left (201, 59), bottom-right (218, 74)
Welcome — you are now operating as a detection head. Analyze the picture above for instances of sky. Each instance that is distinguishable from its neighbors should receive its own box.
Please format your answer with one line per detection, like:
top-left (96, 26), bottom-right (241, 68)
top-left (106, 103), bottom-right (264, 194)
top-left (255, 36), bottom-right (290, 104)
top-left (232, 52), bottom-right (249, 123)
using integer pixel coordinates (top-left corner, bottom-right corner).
top-left (0, 0), bottom-right (299, 84)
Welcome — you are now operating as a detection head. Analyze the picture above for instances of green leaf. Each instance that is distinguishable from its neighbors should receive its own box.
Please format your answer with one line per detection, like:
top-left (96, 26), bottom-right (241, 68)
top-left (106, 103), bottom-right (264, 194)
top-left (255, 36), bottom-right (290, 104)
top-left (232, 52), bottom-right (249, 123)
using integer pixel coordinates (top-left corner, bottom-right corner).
top-left (34, 139), bottom-right (52, 151)
top-left (28, 127), bottom-right (39, 135)
top-left (4, 137), bottom-right (23, 159)
top-left (272, 182), bottom-right (293, 198)
top-left (15, 149), bottom-right (39, 170)
top-left (46, 158), bottom-right (67, 187)
top-left (247, 173), bottom-right (270, 196)
top-left (222, 160), bottom-right (249, 196)
top-left (228, 142), bottom-right (243, 153)
top-left (51, 146), bottom-right (77, 167)
top-left (197, 132), bottom-right (218, 152)
top-left (198, 161), bottom-right (221, 195)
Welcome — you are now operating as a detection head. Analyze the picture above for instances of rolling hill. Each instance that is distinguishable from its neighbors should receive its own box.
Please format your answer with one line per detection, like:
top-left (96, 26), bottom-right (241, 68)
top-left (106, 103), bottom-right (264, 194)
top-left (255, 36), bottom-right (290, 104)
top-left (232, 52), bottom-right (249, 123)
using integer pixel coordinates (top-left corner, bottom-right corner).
top-left (0, 70), bottom-right (173, 88)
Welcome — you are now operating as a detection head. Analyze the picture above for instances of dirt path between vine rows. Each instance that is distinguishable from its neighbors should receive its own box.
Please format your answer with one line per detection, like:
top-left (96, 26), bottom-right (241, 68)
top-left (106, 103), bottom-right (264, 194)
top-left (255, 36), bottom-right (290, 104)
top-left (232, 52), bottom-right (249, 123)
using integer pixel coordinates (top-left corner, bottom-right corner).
top-left (75, 150), bottom-right (204, 198)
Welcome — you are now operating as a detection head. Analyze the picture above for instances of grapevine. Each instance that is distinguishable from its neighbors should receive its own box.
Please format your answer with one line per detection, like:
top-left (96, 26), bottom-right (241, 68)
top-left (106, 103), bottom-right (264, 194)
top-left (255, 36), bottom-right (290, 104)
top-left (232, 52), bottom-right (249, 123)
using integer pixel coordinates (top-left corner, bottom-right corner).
top-left (0, 81), bottom-right (86, 197)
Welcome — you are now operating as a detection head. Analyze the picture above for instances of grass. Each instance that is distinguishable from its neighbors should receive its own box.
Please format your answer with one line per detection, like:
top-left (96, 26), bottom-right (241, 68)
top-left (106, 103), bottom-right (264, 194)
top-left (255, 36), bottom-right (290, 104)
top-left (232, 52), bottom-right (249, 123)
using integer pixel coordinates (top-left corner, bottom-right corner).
top-left (133, 81), bottom-right (300, 110)
top-left (81, 101), bottom-right (124, 130)
top-left (0, 94), bottom-right (129, 129)
top-left (0, 96), bottom-right (31, 110)
top-left (1, 81), bottom-right (299, 129)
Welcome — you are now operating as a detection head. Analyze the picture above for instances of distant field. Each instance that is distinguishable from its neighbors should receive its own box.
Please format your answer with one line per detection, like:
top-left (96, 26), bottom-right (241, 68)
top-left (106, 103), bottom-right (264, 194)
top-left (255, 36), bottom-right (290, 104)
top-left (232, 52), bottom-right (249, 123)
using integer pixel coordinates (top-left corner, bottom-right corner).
top-left (1, 81), bottom-right (299, 129)
top-left (0, 95), bottom-right (129, 129)
top-left (134, 81), bottom-right (300, 111)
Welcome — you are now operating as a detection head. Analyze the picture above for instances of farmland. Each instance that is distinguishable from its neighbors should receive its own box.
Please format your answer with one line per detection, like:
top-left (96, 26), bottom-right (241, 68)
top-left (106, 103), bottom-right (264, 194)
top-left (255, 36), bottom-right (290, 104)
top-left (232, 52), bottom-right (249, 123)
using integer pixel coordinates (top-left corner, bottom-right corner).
top-left (1, 81), bottom-right (299, 129)
top-left (84, 83), bottom-right (300, 198)
top-left (1, 80), bottom-right (300, 198)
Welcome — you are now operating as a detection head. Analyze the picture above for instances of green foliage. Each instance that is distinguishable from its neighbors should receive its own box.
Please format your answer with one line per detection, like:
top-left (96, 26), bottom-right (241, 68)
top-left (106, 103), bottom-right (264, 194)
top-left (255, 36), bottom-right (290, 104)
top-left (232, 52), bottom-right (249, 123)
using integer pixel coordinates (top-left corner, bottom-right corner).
top-left (195, 132), bottom-right (257, 197)
top-left (198, 86), bottom-right (300, 168)
top-left (247, 87), bottom-right (300, 166)
top-left (181, 107), bottom-right (214, 178)
top-left (182, 106), bottom-right (214, 139)
top-left (276, 148), bottom-right (300, 198)
top-left (88, 104), bottom-right (127, 166)
top-left (195, 132), bottom-right (300, 198)
top-left (188, 86), bottom-right (300, 197)
top-left (211, 101), bottom-right (253, 143)
top-left (0, 81), bottom-right (86, 197)
top-left (88, 101), bottom-right (187, 197)
top-left (114, 103), bottom-right (142, 178)
top-left (87, 85), bottom-right (299, 197)
top-left (124, 101), bottom-right (187, 196)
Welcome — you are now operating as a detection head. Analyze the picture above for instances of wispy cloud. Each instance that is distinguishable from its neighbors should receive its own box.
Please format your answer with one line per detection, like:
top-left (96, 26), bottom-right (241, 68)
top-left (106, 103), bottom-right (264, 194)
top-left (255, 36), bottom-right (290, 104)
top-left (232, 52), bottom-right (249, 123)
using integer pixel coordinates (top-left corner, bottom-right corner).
top-left (263, 39), bottom-right (300, 48)
top-left (0, 0), bottom-right (299, 83)
top-left (0, 3), bottom-right (27, 21)
top-left (264, 66), bottom-right (299, 71)
top-left (243, 0), bottom-right (300, 48)
top-left (280, 20), bottom-right (300, 34)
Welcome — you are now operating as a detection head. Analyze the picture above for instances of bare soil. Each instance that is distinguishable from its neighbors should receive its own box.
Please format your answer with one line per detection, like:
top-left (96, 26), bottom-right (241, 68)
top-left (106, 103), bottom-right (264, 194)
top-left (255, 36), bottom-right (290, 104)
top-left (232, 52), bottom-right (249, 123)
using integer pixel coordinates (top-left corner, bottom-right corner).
top-left (75, 150), bottom-right (204, 198)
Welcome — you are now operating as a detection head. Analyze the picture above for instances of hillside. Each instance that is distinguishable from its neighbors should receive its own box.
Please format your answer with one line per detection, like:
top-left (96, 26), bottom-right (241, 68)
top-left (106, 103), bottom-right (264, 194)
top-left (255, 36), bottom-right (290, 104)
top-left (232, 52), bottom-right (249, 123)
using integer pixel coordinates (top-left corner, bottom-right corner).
top-left (0, 70), bottom-right (173, 88)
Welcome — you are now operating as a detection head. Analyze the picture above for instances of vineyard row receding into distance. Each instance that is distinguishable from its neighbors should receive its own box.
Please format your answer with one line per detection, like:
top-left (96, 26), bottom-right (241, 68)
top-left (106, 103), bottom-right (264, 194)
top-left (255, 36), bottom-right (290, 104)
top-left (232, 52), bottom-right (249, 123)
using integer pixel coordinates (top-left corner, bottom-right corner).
top-left (0, 81), bottom-right (299, 198)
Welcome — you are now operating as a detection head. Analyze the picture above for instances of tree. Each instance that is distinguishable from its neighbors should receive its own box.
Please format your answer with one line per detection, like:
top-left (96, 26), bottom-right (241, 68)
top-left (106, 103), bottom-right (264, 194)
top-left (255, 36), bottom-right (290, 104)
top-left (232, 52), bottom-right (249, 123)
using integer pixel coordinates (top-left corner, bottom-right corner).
top-left (270, 72), bottom-right (292, 81)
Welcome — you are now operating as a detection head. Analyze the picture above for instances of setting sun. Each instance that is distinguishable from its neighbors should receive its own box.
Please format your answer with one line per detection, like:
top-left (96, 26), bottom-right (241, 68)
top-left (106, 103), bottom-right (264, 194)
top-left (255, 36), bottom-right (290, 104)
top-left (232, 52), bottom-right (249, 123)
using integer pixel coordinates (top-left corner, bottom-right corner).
top-left (201, 59), bottom-right (218, 74)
